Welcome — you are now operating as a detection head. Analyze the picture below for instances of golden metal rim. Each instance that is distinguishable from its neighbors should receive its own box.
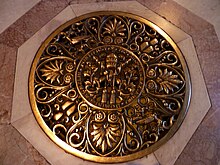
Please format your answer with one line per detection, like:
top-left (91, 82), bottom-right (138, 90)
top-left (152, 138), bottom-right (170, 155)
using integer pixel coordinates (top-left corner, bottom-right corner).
top-left (29, 11), bottom-right (191, 163)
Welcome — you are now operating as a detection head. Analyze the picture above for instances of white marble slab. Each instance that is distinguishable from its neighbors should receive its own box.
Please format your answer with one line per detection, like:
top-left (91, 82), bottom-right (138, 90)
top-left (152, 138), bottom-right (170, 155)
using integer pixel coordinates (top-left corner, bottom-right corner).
top-left (0, 0), bottom-right (40, 33)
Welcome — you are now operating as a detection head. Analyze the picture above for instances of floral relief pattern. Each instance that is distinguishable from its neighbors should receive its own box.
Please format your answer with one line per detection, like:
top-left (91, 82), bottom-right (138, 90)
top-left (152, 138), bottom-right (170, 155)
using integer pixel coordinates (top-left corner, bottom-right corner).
top-left (103, 18), bottom-right (126, 37)
top-left (41, 61), bottom-right (63, 83)
top-left (89, 112), bottom-right (123, 154)
top-left (30, 12), bottom-right (190, 162)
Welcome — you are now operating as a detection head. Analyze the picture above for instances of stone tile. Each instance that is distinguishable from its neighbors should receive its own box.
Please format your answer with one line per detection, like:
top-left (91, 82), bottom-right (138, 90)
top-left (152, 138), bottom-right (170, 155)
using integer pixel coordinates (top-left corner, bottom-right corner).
top-left (137, 0), bottom-right (164, 12)
top-left (0, 124), bottom-right (49, 165)
top-left (0, 26), bottom-right (28, 48)
top-left (11, 6), bottom-right (76, 123)
top-left (214, 18), bottom-right (220, 41)
top-left (174, 0), bottom-right (220, 41)
top-left (0, 0), bottom-right (40, 34)
top-left (190, 26), bottom-right (220, 120)
top-left (70, 1), bottom-right (190, 43)
top-left (70, 1), bottom-right (150, 15)
top-left (0, 44), bottom-right (17, 124)
top-left (68, 0), bottom-right (132, 4)
top-left (0, 124), bottom-right (5, 130)
top-left (192, 26), bottom-right (220, 97)
top-left (1, 0), bottom-right (68, 48)
top-left (173, 0), bottom-right (220, 24)
top-left (137, 0), bottom-right (213, 35)
top-left (154, 37), bottom-right (211, 165)
top-left (175, 107), bottom-right (220, 165)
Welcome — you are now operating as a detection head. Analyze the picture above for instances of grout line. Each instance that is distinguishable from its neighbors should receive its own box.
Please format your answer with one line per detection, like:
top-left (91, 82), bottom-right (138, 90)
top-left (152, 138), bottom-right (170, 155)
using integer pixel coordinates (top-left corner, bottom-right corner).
top-left (153, 153), bottom-right (161, 165)
top-left (11, 112), bottom-right (33, 127)
top-left (69, 3), bottom-right (77, 17)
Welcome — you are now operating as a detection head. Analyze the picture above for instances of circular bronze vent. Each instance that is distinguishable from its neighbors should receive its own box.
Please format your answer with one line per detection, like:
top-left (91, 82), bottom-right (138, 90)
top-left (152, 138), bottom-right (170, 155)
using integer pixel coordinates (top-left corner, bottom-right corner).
top-left (29, 11), bottom-right (191, 163)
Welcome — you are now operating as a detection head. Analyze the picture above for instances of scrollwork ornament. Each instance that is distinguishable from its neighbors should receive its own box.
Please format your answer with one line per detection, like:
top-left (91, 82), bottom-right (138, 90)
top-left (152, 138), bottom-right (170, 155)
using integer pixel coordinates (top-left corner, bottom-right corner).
top-left (29, 11), bottom-right (191, 163)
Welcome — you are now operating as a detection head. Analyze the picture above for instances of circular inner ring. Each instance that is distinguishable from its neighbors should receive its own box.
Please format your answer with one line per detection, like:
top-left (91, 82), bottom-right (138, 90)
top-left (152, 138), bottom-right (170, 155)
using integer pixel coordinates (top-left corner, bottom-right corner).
top-left (75, 45), bottom-right (145, 110)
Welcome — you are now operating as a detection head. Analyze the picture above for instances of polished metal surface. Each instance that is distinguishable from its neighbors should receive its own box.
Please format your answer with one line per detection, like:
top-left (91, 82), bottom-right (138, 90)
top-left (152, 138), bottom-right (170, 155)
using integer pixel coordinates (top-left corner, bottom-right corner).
top-left (29, 11), bottom-right (191, 163)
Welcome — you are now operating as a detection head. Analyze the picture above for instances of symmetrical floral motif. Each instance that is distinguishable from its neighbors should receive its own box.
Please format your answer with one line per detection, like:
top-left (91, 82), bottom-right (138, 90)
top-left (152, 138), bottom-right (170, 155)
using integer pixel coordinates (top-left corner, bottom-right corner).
top-left (30, 12), bottom-right (190, 162)
top-left (40, 60), bottom-right (64, 84)
top-left (89, 112), bottom-right (123, 154)
top-left (157, 68), bottom-right (182, 94)
top-left (103, 18), bottom-right (126, 37)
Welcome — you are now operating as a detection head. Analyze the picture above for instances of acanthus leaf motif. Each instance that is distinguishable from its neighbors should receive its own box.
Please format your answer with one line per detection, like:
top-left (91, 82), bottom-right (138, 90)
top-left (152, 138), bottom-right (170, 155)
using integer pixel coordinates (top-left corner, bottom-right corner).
top-left (103, 18), bottom-right (126, 37)
top-left (40, 60), bottom-right (64, 84)
top-left (91, 123), bottom-right (120, 153)
top-left (156, 68), bottom-right (182, 94)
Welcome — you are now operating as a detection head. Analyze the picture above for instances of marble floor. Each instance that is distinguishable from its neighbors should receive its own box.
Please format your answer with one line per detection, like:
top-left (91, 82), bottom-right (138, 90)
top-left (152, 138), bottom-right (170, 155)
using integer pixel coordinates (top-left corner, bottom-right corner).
top-left (0, 0), bottom-right (220, 165)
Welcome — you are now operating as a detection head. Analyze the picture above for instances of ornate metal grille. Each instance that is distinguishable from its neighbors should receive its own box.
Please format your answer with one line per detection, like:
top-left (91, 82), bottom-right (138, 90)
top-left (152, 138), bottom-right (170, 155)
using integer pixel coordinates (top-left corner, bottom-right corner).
top-left (29, 11), bottom-right (191, 163)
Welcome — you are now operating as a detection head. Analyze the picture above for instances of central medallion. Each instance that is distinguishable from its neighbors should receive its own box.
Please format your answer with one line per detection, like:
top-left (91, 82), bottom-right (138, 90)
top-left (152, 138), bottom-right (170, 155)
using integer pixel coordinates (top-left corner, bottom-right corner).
top-left (29, 11), bottom-right (191, 163)
top-left (76, 45), bottom-right (145, 110)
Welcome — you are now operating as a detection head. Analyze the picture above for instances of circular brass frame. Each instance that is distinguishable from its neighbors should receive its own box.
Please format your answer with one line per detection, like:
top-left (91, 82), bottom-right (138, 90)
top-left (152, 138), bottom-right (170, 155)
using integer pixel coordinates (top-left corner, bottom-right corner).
top-left (29, 11), bottom-right (191, 163)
